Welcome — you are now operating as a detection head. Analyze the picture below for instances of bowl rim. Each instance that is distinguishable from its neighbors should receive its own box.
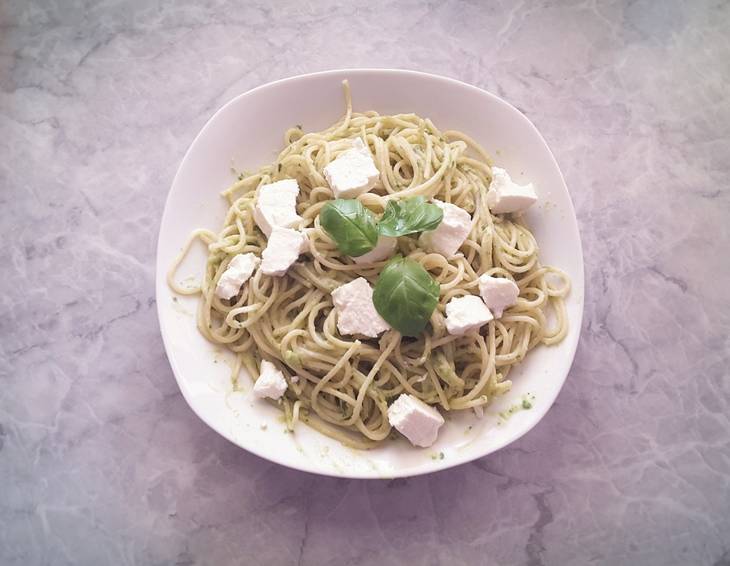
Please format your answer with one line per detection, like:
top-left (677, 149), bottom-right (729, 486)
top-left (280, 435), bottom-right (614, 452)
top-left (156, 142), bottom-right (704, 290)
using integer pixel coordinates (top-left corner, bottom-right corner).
top-left (156, 68), bottom-right (584, 479)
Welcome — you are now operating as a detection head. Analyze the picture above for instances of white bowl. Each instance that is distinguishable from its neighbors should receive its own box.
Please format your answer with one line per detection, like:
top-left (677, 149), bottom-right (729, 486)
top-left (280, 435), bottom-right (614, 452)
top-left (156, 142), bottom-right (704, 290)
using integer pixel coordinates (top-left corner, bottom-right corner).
top-left (156, 69), bottom-right (584, 478)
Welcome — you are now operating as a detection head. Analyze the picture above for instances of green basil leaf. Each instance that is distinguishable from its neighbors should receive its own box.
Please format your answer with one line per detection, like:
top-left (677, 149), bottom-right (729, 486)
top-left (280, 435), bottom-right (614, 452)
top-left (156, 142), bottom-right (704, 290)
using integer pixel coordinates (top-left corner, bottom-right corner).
top-left (372, 256), bottom-right (440, 336)
top-left (377, 196), bottom-right (444, 237)
top-left (320, 199), bottom-right (379, 257)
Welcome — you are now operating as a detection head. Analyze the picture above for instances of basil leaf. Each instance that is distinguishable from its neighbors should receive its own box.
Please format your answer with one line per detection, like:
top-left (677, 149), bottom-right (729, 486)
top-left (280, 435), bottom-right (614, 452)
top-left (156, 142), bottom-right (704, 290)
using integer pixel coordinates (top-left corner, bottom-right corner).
top-left (377, 196), bottom-right (443, 237)
top-left (320, 199), bottom-right (379, 257)
top-left (373, 256), bottom-right (440, 336)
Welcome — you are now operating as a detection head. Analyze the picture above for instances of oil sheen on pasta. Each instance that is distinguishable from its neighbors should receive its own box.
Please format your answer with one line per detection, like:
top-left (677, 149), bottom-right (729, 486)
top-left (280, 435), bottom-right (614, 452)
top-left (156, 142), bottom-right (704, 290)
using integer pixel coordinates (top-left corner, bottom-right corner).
top-left (168, 83), bottom-right (570, 450)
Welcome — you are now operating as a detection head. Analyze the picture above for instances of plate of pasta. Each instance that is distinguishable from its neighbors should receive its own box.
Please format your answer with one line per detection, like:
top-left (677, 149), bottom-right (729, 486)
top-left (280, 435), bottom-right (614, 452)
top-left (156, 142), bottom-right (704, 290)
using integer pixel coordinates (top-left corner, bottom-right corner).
top-left (157, 69), bottom-right (583, 478)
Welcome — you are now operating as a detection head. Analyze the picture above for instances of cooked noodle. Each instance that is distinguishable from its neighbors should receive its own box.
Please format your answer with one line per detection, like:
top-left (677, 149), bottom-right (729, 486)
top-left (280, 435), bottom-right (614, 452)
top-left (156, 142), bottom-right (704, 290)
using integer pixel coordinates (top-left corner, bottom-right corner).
top-left (168, 82), bottom-right (570, 449)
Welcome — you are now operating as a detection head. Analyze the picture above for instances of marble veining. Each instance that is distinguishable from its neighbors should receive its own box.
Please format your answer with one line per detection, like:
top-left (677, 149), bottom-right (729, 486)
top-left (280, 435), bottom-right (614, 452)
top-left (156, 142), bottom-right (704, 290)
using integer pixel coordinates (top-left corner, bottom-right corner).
top-left (1, 1), bottom-right (729, 565)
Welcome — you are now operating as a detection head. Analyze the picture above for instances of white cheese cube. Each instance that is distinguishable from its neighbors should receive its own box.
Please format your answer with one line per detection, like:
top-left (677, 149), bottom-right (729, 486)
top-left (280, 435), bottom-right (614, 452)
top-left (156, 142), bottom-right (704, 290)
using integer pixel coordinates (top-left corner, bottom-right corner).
top-left (478, 275), bottom-right (519, 318)
top-left (418, 200), bottom-right (472, 258)
top-left (215, 253), bottom-right (260, 300)
top-left (387, 394), bottom-right (445, 448)
top-left (261, 226), bottom-right (307, 276)
top-left (331, 277), bottom-right (390, 338)
top-left (323, 138), bottom-right (380, 198)
top-left (253, 179), bottom-right (302, 236)
top-left (253, 360), bottom-right (288, 400)
top-left (351, 236), bottom-right (397, 264)
top-left (486, 167), bottom-right (538, 214)
top-left (444, 295), bottom-right (494, 335)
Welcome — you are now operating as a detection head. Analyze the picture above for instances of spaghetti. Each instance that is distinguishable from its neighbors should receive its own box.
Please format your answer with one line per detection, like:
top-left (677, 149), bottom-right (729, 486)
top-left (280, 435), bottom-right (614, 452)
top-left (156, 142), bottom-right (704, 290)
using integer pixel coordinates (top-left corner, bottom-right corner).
top-left (168, 82), bottom-right (570, 449)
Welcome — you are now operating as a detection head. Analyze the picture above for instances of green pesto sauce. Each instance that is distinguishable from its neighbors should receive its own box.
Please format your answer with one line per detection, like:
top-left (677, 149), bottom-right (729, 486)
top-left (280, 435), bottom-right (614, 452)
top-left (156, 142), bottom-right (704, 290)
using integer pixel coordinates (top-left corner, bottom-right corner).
top-left (283, 349), bottom-right (301, 368)
top-left (499, 393), bottom-right (536, 422)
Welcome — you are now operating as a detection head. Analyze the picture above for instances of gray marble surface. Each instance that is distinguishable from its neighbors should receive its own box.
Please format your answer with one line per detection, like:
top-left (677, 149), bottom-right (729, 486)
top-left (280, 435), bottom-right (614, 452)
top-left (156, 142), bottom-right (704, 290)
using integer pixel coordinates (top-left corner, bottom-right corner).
top-left (2, 0), bottom-right (729, 564)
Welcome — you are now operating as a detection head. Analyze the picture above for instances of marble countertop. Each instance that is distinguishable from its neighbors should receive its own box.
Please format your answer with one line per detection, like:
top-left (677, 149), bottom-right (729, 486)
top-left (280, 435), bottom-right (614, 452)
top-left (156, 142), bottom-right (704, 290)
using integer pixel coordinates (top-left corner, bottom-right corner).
top-left (2, 1), bottom-right (729, 565)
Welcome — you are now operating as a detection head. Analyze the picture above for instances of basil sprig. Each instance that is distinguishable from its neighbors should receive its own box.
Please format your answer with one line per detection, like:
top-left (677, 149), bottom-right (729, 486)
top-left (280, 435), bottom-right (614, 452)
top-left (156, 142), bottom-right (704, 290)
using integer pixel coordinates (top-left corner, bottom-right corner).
top-left (373, 257), bottom-right (440, 336)
top-left (320, 199), bottom-right (379, 257)
top-left (378, 196), bottom-right (443, 237)
top-left (320, 196), bottom-right (443, 257)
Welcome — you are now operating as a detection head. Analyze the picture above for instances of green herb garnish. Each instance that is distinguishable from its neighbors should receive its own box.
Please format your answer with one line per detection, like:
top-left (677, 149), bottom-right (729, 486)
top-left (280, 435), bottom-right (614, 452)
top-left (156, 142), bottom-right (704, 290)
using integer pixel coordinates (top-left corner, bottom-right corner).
top-left (320, 199), bottom-right (379, 257)
top-left (319, 196), bottom-right (443, 257)
top-left (378, 196), bottom-right (443, 237)
top-left (372, 256), bottom-right (440, 336)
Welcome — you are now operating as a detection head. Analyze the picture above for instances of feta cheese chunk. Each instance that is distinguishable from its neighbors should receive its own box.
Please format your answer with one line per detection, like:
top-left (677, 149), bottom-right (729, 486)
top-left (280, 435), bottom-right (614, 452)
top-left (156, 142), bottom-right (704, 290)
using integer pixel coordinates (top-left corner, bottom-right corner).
top-left (418, 200), bottom-right (472, 258)
top-left (253, 360), bottom-right (288, 400)
top-left (323, 138), bottom-right (380, 198)
top-left (351, 236), bottom-right (397, 264)
top-left (254, 179), bottom-right (302, 236)
top-left (478, 275), bottom-right (519, 318)
top-left (331, 277), bottom-right (390, 338)
top-left (444, 295), bottom-right (494, 335)
top-left (387, 394), bottom-right (445, 448)
top-left (261, 226), bottom-right (307, 276)
top-left (215, 253), bottom-right (260, 300)
top-left (486, 167), bottom-right (538, 214)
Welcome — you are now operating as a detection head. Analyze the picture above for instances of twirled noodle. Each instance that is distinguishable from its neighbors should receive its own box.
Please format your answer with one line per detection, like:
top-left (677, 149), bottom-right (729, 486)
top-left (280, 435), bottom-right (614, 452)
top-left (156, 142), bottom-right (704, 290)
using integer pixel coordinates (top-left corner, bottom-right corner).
top-left (169, 83), bottom-right (570, 449)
